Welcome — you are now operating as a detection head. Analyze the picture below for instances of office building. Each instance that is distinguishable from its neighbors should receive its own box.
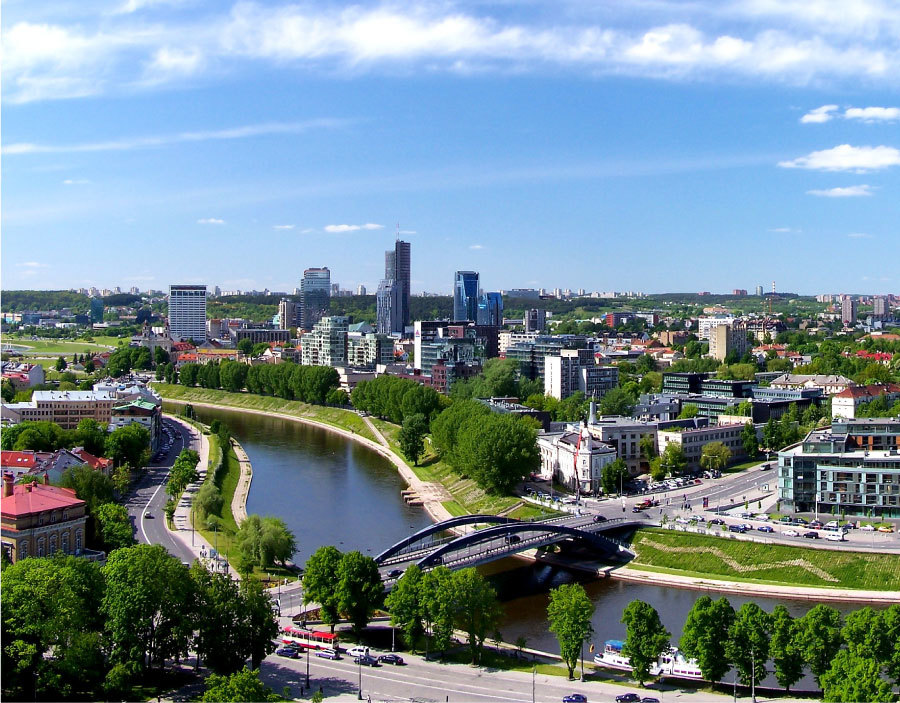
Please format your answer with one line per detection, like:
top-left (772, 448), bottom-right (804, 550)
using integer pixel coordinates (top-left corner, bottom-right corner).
top-left (525, 309), bottom-right (547, 333)
top-left (586, 414), bottom-right (658, 476)
top-left (300, 268), bottom-right (331, 331)
top-left (544, 349), bottom-right (619, 400)
top-left (376, 279), bottom-right (401, 335)
top-left (537, 427), bottom-right (616, 494)
top-left (755, 285), bottom-right (764, 297)
top-left (841, 297), bottom-right (858, 325)
top-left (377, 240), bottom-right (411, 334)
top-left (778, 419), bottom-right (900, 517)
top-left (657, 422), bottom-right (750, 470)
top-left (233, 329), bottom-right (291, 345)
top-left (347, 333), bottom-right (395, 367)
top-left (357, 284), bottom-right (367, 296)
top-left (2, 390), bottom-right (116, 430)
top-left (453, 271), bottom-right (480, 321)
top-left (278, 299), bottom-right (298, 329)
top-left (709, 321), bottom-right (750, 361)
top-left (300, 316), bottom-right (348, 367)
top-left (697, 314), bottom-right (735, 341)
top-left (476, 292), bottom-right (503, 327)
top-left (506, 335), bottom-right (589, 381)
top-left (168, 285), bottom-right (207, 342)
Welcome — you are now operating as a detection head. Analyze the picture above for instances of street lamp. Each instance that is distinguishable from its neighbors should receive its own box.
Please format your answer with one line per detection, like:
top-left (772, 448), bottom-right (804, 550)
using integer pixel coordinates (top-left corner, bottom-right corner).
top-left (357, 656), bottom-right (363, 700)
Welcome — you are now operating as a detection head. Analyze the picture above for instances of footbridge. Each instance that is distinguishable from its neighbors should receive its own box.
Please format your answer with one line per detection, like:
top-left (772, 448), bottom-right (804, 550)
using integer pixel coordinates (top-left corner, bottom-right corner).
top-left (376, 514), bottom-right (645, 577)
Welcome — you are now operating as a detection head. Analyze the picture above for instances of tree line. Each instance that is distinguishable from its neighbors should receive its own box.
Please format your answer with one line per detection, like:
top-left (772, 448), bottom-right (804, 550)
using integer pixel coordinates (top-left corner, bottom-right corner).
top-left (1, 545), bottom-right (279, 702)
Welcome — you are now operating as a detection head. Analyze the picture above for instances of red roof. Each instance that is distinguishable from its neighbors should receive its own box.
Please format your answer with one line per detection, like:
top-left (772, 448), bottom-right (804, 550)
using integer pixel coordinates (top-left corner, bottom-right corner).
top-left (70, 448), bottom-right (113, 470)
top-left (172, 342), bottom-right (195, 351)
top-left (0, 451), bottom-right (39, 469)
top-left (1, 481), bottom-right (85, 518)
top-left (834, 384), bottom-right (900, 399)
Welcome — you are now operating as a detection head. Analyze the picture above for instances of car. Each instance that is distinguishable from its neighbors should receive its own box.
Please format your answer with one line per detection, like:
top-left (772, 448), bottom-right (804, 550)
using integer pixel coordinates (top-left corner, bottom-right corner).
top-left (757, 525), bottom-right (774, 533)
top-left (753, 514), bottom-right (769, 521)
top-left (782, 529), bottom-right (799, 537)
top-left (803, 531), bottom-right (820, 539)
top-left (709, 518), bottom-right (725, 525)
top-left (354, 655), bottom-right (380, 667)
top-left (860, 524), bottom-right (876, 531)
top-left (592, 514), bottom-right (608, 523)
top-left (824, 520), bottom-right (839, 529)
top-left (505, 534), bottom-right (522, 544)
top-left (387, 569), bottom-right (403, 579)
top-left (276, 647), bottom-right (300, 659)
top-left (779, 516), bottom-right (793, 523)
top-left (144, 512), bottom-right (153, 519)
top-left (794, 517), bottom-right (809, 525)
top-left (741, 523), bottom-right (754, 531)
top-left (615, 694), bottom-right (641, 703)
top-left (695, 516), bottom-right (706, 523)
top-left (642, 698), bottom-right (661, 703)
top-left (760, 463), bottom-right (772, 470)
top-left (632, 506), bottom-right (644, 513)
top-left (825, 532), bottom-right (845, 542)
top-left (315, 649), bottom-right (341, 660)
top-left (877, 525), bottom-right (895, 533)
top-left (810, 520), bottom-right (824, 530)
top-left (728, 524), bottom-right (746, 533)
top-left (675, 516), bottom-right (690, 524)
top-left (562, 695), bottom-right (587, 703)
top-left (378, 653), bottom-right (405, 665)
top-left (346, 646), bottom-right (369, 658)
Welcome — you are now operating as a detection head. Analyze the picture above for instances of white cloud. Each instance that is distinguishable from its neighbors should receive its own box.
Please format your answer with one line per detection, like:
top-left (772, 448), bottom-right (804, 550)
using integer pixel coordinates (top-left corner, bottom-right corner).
top-left (324, 223), bottom-right (384, 232)
top-left (62, 178), bottom-right (91, 185)
top-left (800, 104), bottom-right (838, 123)
top-left (844, 106), bottom-right (900, 122)
top-left (848, 232), bottom-right (873, 238)
top-left (778, 144), bottom-right (900, 172)
top-left (806, 184), bottom-right (874, 197)
top-left (142, 46), bottom-right (204, 83)
top-left (399, 229), bottom-right (417, 235)
top-left (197, 217), bottom-right (225, 224)
top-left (272, 224), bottom-right (295, 230)
top-left (469, 244), bottom-right (484, 249)
top-left (768, 227), bottom-right (801, 233)
top-left (16, 261), bottom-right (50, 268)
top-left (2, 119), bottom-right (347, 155)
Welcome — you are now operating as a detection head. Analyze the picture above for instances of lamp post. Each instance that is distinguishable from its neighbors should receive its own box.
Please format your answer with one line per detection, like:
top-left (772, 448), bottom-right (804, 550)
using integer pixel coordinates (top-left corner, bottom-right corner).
top-left (532, 664), bottom-right (536, 703)
top-left (580, 639), bottom-right (585, 681)
top-left (357, 656), bottom-right (363, 700)
top-left (306, 645), bottom-right (310, 688)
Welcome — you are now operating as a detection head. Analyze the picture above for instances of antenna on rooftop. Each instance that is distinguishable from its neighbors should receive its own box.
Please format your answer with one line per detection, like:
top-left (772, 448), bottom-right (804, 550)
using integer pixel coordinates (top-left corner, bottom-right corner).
top-left (396, 222), bottom-right (400, 241)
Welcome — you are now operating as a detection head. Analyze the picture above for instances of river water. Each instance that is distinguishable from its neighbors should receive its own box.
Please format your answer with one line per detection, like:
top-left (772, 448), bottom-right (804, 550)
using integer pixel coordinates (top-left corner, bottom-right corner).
top-left (182, 404), bottom-right (864, 690)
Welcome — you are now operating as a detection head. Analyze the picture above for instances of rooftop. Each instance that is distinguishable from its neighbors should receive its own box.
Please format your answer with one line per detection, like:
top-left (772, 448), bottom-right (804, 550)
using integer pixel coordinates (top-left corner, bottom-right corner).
top-left (1, 480), bottom-right (85, 518)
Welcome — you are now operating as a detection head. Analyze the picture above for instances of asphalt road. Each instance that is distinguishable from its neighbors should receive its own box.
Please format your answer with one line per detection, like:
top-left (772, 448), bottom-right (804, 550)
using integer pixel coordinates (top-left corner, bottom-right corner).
top-left (124, 417), bottom-right (199, 564)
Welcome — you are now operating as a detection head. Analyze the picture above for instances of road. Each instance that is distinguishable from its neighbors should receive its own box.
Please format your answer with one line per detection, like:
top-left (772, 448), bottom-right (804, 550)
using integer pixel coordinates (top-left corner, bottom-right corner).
top-left (124, 417), bottom-right (200, 564)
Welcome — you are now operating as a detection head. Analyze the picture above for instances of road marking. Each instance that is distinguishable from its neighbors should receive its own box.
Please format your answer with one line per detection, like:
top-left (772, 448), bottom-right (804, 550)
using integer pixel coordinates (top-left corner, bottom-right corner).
top-left (140, 420), bottom-right (186, 544)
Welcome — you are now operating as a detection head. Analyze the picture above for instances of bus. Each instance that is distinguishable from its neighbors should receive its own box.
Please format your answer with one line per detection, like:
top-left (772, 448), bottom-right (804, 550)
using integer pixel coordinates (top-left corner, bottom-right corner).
top-left (281, 625), bottom-right (340, 651)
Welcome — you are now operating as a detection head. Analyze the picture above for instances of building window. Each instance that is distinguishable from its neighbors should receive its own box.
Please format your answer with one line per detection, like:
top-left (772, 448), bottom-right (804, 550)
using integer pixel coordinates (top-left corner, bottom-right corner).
top-left (75, 531), bottom-right (83, 552)
top-left (37, 538), bottom-right (45, 558)
top-left (19, 541), bottom-right (28, 560)
top-left (49, 535), bottom-right (58, 555)
top-left (63, 510), bottom-right (69, 520)
top-left (62, 533), bottom-right (70, 554)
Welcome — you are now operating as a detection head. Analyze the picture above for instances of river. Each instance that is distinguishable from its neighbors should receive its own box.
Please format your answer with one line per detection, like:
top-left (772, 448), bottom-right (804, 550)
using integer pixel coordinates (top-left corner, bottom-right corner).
top-left (183, 404), bottom-right (863, 690)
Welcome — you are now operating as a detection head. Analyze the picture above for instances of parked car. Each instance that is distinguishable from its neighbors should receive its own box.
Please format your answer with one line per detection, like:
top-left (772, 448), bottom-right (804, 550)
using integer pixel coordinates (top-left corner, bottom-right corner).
top-left (810, 520), bottom-right (824, 530)
top-left (354, 654), bottom-right (380, 667)
top-left (794, 517), bottom-right (809, 525)
top-left (675, 516), bottom-right (691, 524)
top-left (315, 649), bottom-right (341, 660)
top-left (824, 520), bottom-right (839, 529)
top-left (782, 529), bottom-right (799, 537)
top-left (378, 654), bottom-right (404, 665)
top-left (642, 698), bottom-right (661, 703)
top-left (728, 524), bottom-right (747, 533)
top-left (276, 648), bottom-right (300, 659)
top-left (562, 695), bottom-right (587, 703)
top-left (387, 569), bottom-right (403, 579)
top-left (877, 525), bottom-right (895, 533)
top-left (803, 531), bottom-right (820, 539)
top-left (779, 516), bottom-right (793, 523)
top-left (708, 518), bottom-right (725, 525)
top-left (860, 524), bottom-right (876, 531)
top-left (615, 694), bottom-right (642, 703)
top-left (347, 646), bottom-right (369, 658)
top-left (757, 525), bottom-right (774, 533)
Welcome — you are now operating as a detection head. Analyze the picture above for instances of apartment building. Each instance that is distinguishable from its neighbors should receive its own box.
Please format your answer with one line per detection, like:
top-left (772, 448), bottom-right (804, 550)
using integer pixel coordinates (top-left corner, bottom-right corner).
top-left (168, 285), bottom-right (208, 342)
top-left (2, 390), bottom-right (116, 430)
top-left (544, 349), bottom-right (619, 400)
top-left (657, 422), bottom-right (748, 470)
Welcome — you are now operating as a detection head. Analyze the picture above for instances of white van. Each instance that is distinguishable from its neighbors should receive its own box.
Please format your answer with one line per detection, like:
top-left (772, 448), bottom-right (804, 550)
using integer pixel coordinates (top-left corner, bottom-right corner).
top-left (825, 532), bottom-right (845, 542)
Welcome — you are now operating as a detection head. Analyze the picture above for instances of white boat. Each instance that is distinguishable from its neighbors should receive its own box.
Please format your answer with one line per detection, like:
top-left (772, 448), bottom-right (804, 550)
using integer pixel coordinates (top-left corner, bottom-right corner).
top-left (593, 639), bottom-right (704, 681)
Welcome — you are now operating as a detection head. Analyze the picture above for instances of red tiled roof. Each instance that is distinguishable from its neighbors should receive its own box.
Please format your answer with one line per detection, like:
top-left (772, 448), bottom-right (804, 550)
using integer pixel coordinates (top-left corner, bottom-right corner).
top-left (0, 481), bottom-right (85, 517)
top-left (172, 342), bottom-right (195, 351)
top-left (834, 384), bottom-right (900, 399)
top-left (1, 451), bottom-right (39, 469)
top-left (70, 448), bottom-right (113, 470)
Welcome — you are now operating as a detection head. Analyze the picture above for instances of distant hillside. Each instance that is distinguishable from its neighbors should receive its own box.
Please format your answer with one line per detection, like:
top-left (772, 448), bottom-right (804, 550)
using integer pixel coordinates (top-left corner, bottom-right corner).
top-left (1, 290), bottom-right (90, 313)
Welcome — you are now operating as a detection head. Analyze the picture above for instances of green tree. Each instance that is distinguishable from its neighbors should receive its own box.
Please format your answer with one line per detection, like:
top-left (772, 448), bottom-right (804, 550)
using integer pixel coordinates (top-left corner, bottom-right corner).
top-left (621, 600), bottom-right (670, 686)
top-left (95, 502), bottom-right (135, 551)
top-left (883, 603), bottom-right (900, 685)
top-left (201, 667), bottom-right (281, 702)
top-left (195, 481), bottom-right (224, 521)
top-left (725, 602), bottom-right (771, 692)
top-left (237, 338), bottom-right (255, 356)
top-left (1, 379), bottom-right (15, 403)
top-left (677, 403), bottom-right (699, 419)
top-left (658, 442), bottom-right (688, 477)
top-left (601, 458), bottom-right (629, 495)
top-left (167, 448), bottom-right (200, 497)
top-left (420, 566), bottom-right (456, 656)
top-left (105, 423), bottom-right (151, 468)
top-left (820, 651), bottom-right (895, 703)
top-left (598, 386), bottom-right (636, 416)
top-left (700, 441), bottom-right (731, 473)
top-left (240, 578), bottom-right (280, 669)
top-left (102, 544), bottom-right (195, 670)
top-left (385, 564), bottom-right (425, 652)
top-left (398, 413), bottom-right (428, 466)
top-left (429, 399), bottom-right (491, 465)
top-left (111, 464), bottom-right (132, 496)
top-left (301, 546), bottom-right (343, 632)
top-left (74, 418), bottom-right (107, 456)
top-left (842, 607), bottom-right (888, 662)
top-left (679, 596), bottom-right (735, 684)
top-left (154, 346), bottom-right (170, 366)
top-left (451, 568), bottom-right (502, 665)
top-left (796, 604), bottom-right (843, 686)
top-left (190, 564), bottom-right (249, 674)
top-left (741, 421), bottom-right (759, 458)
top-left (336, 551), bottom-right (384, 637)
top-left (769, 605), bottom-right (803, 692)
top-left (60, 464), bottom-right (116, 547)
top-left (55, 356), bottom-right (68, 372)
top-left (454, 413), bottom-right (540, 494)
top-left (547, 583), bottom-right (595, 679)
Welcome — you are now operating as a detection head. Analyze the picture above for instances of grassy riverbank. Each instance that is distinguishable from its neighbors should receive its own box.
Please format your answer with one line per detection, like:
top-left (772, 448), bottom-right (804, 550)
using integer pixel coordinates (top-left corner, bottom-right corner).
top-left (629, 529), bottom-right (900, 591)
top-left (155, 384), bottom-right (376, 442)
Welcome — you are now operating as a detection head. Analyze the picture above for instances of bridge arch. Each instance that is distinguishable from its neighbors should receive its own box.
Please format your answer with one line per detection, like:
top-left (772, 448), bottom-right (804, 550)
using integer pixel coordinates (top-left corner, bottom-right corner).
top-left (374, 514), bottom-right (518, 564)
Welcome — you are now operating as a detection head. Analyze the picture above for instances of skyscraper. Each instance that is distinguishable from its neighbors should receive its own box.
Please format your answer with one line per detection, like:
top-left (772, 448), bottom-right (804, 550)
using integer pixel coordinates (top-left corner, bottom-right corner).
top-left (841, 297), bottom-right (858, 325)
top-left (453, 271), bottom-right (480, 322)
top-left (278, 299), bottom-right (298, 329)
top-left (168, 285), bottom-right (207, 342)
top-left (300, 268), bottom-right (331, 331)
top-left (376, 239), bottom-right (411, 334)
top-left (476, 292), bottom-right (503, 326)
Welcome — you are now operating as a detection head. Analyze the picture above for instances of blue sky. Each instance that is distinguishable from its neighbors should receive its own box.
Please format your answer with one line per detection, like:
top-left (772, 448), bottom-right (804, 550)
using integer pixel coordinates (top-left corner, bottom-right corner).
top-left (2, 0), bottom-right (899, 296)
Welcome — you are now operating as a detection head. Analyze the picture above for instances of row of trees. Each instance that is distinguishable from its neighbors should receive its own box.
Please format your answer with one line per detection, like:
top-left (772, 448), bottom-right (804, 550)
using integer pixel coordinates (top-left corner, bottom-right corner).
top-left (430, 399), bottom-right (540, 494)
top-left (351, 375), bottom-right (447, 426)
top-left (614, 595), bottom-right (900, 702)
top-left (385, 564), bottom-right (502, 664)
top-left (1, 545), bottom-right (279, 701)
top-left (166, 448), bottom-right (200, 499)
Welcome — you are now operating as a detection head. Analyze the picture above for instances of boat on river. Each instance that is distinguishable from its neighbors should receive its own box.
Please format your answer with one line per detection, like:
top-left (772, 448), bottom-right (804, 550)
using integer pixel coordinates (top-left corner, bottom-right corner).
top-left (593, 639), bottom-right (703, 680)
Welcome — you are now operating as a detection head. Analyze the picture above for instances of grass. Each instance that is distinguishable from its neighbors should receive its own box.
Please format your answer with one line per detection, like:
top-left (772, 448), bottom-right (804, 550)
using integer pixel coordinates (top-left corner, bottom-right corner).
top-left (3, 337), bottom-right (116, 355)
top-left (723, 456), bottom-right (766, 473)
top-left (507, 503), bottom-right (563, 521)
top-left (629, 528), bottom-right (900, 591)
top-left (154, 383), bottom-right (376, 442)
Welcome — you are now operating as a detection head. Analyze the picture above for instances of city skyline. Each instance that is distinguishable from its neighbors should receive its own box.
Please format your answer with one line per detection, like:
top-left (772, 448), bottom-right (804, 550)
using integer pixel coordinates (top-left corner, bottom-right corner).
top-left (3, 1), bottom-right (899, 294)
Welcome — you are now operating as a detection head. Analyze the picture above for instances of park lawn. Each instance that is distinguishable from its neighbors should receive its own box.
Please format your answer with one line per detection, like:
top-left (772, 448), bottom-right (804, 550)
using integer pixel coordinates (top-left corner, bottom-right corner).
top-left (629, 528), bottom-right (900, 591)
top-left (7, 338), bottom-right (116, 355)
top-left (368, 417), bottom-right (523, 517)
top-left (154, 384), bottom-right (376, 442)
top-left (507, 503), bottom-right (563, 521)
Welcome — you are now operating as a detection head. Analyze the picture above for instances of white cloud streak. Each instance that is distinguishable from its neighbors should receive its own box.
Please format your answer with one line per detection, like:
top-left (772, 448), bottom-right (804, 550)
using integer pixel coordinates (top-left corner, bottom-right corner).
top-left (768, 227), bottom-right (801, 233)
top-left (62, 178), bottom-right (91, 185)
top-left (2, 119), bottom-right (347, 155)
top-left (324, 223), bottom-right (384, 232)
top-left (806, 184), bottom-right (874, 197)
top-left (800, 105), bottom-right (838, 123)
top-left (198, 217), bottom-right (225, 224)
top-left (778, 144), bottom-right (900, 172)
top-left (469, 243), bottom-right (484, 249)
top-left (848, 232), bottom-right (873, 238)
top-left (844, 106), bottom-right (900, 122)
top-left (272, 224), bottom-right (295, 230)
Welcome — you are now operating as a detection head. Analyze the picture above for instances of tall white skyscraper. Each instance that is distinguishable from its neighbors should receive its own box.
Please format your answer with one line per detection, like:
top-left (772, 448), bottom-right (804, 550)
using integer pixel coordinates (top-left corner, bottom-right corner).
top-left (168, 285), bottom-right (208, 342)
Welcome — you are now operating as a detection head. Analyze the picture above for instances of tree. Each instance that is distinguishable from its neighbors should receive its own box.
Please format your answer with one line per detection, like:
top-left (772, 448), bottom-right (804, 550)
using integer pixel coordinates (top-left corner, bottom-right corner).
top-left (796, 604), bottom-right (843, 686)
top-left (105, 423), bottom-right (151, 468)
top-left (336, 551), bottom-right (384, 637)
top-left (820, 651), bottom-right (895, 703)
top-left (601, 458), bottom-right (628, 495)
top-left (190, 564), bottom-right (248, 675)
top-left (658, 442), bottom-right (688, 477)
top-left (762, 417), bottom-right (781, 452)
top-left (385, 564), bottom-right (425, 652)
top-left (639, 435), bottom-right (657, 463)
top-left (741, 421), bottom-right (759, 458)
top-left (621, 600), bottom-right (670, 686)
top-left (679, 596), bottom-right (735, 684)
top-left (598, 387), bottom-right (636, 416)
top-left (677, 403), bottom-right (699, 419)
top-left (430, 399), bottom-right (491, 465)
top-left (883, 604), bottom-right (900, 686)
top-left (451, 568), bottom-right (502, 665)
top-left (547, 583), bottom-right (595, 679)
top-left (102, 544), bottom-right (195, 670)
top-left (167, 448), bottom-right (200, 497)
top-left (700, 442), bottom-right (731, 473)
top-left (55, 356), bottom-right (68, 372)
top-left (237, 338), bottom-right (255, 356)
top-left (419, 566), bottom-right (456, 656)
top-left (398, 413), bottom-right (428, 466)
top-left (74, 418), bottom-right (107, 456)
top-left (154, 346), bottom-right (170, 366)
top-left (725, 602), bottom-right (771, 693)
top-left (301, 546), bottom-right (342, 632)
top-left (453, 413), bottom-right (540, 494)
top-left (240, 578), bottom-right (279, 670)
top-left (95, 502), bottom-right (135, 551)
top-left (60, 465), bottom-right (116, 547)
top-left (769, 605), bottom-right (803, 692)
top-left (195, 481), bottom-right (224, 521)
top-left (201, 667), bottom-right (281, 702)
top-left (1, 379), bottom-right (15, 403)
top-left (842, 607), bottom-right (888, 662)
